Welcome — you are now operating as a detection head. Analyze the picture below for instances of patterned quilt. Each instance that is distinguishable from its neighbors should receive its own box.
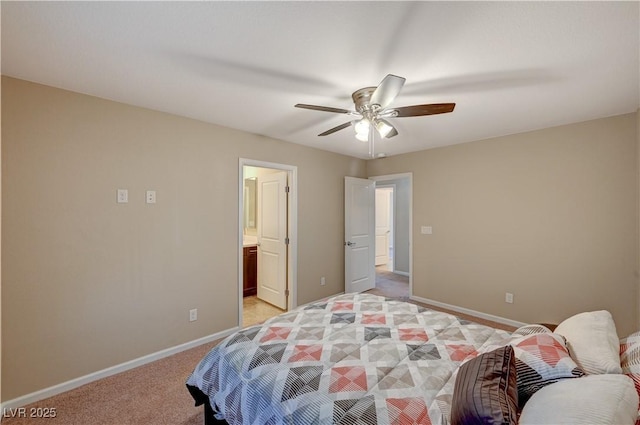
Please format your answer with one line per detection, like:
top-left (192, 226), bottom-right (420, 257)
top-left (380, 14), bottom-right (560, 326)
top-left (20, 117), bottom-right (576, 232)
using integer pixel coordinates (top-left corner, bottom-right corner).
top-left (186, 293), bottom-right (513, 424)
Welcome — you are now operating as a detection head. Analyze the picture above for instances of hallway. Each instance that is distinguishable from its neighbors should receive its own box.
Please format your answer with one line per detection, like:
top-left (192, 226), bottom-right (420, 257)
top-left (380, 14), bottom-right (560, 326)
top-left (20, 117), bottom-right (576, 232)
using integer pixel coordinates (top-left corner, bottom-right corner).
top-left (366, 266), bottom-right (410, 300)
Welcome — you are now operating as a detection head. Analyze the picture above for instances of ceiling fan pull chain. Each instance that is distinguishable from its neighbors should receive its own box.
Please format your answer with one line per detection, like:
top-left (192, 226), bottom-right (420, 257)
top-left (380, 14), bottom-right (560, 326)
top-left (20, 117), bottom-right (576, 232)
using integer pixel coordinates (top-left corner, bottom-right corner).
top-left (368, 124), bottom-right (374, 158)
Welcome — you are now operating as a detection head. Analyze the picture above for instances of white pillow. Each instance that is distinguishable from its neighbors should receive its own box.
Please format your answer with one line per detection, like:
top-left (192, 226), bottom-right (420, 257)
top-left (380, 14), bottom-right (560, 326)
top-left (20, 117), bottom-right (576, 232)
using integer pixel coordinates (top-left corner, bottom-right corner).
top-left (554, 310), bottom-right (622, 374)
top-left (519, 374), bottom-right (638, 425)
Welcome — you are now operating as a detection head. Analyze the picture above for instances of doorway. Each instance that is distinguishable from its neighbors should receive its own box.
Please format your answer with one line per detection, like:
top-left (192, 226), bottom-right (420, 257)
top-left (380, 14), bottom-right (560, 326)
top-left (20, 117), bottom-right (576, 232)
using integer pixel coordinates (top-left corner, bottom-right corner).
top-left (239, 159), bottom-right (297, 328)
top-left (375, 186), bottom-right (394, 271)
top-left (369, 173), bottom-right (412, 297)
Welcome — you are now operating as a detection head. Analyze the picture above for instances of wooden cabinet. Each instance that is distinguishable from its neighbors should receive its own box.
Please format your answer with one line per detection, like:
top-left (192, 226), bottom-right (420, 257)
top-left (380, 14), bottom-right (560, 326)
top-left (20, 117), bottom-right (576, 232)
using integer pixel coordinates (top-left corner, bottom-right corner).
top-left (243, 246), bottom-right (257, 297)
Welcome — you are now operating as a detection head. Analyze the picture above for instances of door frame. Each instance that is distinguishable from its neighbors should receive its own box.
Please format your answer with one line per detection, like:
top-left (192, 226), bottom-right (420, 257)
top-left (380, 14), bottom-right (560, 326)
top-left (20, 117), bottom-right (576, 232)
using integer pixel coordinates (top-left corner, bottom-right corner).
top-left (238, 158), bottom-right (298, 327)
top-left (368, 173), bottom-right (413, 296)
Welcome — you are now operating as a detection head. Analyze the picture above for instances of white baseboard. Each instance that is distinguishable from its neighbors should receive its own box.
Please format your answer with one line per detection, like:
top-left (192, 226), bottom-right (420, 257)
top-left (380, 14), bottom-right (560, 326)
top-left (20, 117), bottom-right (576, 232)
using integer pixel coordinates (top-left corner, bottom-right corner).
top-left (410, 295), bottom-right (527, 329)
top-left (1, 326), bottom-right (239, 411)
top-left (393, 270), bottom-right (409, 277)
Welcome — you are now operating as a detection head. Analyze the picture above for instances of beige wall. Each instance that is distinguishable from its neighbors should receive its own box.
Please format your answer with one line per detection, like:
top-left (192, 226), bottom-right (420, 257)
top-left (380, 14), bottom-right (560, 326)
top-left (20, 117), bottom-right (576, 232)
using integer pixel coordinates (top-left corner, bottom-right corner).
top-left (1, 77), bottom-right (366, 401)
top-left (368, 113), bottom-right (639, 336)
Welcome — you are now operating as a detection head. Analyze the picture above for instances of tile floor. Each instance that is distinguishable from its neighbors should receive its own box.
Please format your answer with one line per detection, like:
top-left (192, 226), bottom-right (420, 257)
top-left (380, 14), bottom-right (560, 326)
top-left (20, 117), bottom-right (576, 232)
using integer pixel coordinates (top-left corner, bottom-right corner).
top-left (242, 295), bottom-right (284, 327)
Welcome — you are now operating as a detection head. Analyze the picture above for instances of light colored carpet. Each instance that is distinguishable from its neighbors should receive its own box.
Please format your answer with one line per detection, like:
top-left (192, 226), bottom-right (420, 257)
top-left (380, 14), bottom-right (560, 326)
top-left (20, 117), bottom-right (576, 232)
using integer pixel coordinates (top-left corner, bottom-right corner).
top-left (2, 339), bottom-right (221, 425)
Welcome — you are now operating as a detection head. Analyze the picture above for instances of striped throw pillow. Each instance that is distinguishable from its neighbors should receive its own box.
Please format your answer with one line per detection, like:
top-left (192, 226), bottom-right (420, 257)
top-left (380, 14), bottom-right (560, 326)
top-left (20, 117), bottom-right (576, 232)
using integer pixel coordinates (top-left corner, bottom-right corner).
top-left (451, 345), bottom-right (518, 425)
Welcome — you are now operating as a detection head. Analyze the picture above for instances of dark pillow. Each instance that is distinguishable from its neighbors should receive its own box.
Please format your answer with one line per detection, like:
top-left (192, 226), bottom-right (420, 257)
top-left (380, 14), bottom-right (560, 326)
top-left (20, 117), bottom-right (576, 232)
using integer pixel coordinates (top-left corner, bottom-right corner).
top-left (450, 345), bottom-right (518, 425)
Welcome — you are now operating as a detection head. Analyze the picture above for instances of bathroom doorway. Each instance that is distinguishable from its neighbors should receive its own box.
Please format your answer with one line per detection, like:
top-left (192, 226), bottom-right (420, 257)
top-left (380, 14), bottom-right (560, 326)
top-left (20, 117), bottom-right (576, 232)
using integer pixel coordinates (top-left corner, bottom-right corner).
top-left (239, 159), bottom-right (297, 328)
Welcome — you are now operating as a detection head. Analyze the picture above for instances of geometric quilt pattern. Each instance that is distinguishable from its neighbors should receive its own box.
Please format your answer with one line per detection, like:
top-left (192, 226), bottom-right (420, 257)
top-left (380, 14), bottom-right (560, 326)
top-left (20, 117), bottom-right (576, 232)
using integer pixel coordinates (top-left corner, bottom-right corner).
top-left (289, 344), bottom-right (323, 362)
top-left (386, 397), bottom-right (431, 425)
top-left (186, 293), bottom-right (516, 425)
top-left (362, 313), bottom-right (387, 325)
top-left (365, 327), bottom-right (392, 341)
top-left (620, 331), bottom-right (640, 421)
top-left (330, 343), bottom-right (361, 362)
top-left (329, 366), bottom-right (368, 392)
top-left (368, 343), bottom-right (402, 362)
top-left (445, 344), bottom-right (477, 362)
top-left (334, 395), bottom-right (377, 425)
top-left (510, 332), bottom-right (585, 406)
top-left (248, 343), bottom-right (287, 371)
top-left (399, 328), bottom-right (429, 342)
top-left (260, 326), bottom-right (292, 342)
top-left (281, 366), bottom-right (323, 401)
top-left (407, 344), bottom-right (441, 361)
top-left (377, 365), bottom-right (414, 390)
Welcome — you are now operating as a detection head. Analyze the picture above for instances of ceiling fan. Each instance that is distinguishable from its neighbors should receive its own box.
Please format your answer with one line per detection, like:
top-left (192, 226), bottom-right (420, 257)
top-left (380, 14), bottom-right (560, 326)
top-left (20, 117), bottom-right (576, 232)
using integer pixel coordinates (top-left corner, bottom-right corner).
top-left (295, 74), bottom-right (455, 156)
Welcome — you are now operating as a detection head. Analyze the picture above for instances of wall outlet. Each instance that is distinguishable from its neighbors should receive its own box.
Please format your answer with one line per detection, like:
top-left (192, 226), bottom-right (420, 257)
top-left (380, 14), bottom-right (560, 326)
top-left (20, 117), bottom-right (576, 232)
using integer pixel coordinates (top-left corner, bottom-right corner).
top-left (505, 293), bottom-right (514, 304)
top-left (320, 277), bottom-right (326, 286)
top-left (189, 308), bottom-right (197, 322)
top-left (146, 190), bottom-right (156, 204)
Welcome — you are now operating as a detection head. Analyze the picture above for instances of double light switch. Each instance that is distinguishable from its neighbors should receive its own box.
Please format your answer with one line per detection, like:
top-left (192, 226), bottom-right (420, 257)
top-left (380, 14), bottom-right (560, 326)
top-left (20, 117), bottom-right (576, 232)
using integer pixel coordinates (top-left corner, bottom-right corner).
top-left (116, 189), bottom-right (156, 204)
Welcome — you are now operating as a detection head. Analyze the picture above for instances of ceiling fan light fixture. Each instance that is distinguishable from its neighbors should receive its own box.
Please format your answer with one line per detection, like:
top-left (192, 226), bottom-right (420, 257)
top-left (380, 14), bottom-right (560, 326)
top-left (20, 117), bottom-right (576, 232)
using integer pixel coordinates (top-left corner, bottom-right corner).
top-left (375, 120), bottom-right (393, 138)
top-left (355, 131), bottom-right (369, 142)
top-left (354, 119), bottom-right (370, 141)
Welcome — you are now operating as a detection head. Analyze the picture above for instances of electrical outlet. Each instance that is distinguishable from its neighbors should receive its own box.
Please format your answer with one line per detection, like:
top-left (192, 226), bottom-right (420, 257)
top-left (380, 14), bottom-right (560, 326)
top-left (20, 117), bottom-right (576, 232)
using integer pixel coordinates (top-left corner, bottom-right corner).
top-left (189, 308), bottom-right (197, 322)
top-left (505, 293), bottom-right (514, 304)
top-left (320, 277), bottom-right (326, 286)
top-left (146, 190), bottom-right (156, 204)
top-left (117, 189), bottom-right (128, 203)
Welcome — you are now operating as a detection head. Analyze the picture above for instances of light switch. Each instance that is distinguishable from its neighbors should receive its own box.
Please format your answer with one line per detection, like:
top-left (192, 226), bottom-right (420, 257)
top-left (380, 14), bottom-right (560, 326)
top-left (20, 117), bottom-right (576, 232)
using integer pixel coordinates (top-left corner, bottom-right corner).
top-left (421, 226), bottom-right (432, 235)
top-left (117, 189), bottom-right (128, 204)
top-left (146, 190), bottom-right (156, 204)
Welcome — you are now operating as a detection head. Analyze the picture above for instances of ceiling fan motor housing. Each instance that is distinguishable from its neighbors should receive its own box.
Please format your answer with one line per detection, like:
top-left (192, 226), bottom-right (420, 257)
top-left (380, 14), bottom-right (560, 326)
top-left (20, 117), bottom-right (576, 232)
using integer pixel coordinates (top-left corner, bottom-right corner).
top-left (352, 87), bottom-right (379, 114)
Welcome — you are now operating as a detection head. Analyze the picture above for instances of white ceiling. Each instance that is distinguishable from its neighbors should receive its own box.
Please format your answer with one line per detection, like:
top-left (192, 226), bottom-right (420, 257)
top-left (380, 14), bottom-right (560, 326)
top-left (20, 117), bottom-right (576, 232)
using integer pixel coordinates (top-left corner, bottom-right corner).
top-left (2, 1), bottom-right (639, 159)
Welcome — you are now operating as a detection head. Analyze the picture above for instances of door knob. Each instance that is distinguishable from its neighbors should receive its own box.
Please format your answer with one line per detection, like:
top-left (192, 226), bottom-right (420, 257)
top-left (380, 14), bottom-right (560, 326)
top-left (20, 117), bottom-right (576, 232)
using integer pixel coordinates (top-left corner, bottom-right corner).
top-left (345, 241), bottom-right (356, 247)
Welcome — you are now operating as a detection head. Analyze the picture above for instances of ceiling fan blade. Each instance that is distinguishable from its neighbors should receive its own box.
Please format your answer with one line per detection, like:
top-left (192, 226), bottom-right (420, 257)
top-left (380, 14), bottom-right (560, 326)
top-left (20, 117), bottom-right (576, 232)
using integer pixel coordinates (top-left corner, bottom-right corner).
top-left (318, 121), bottom-right (352, 136)
top-left (377, 118), bottom-right (398, 138)
top-left (393, 103), bottom-right (456, 117)
top-left (370, 74), bottom-right (406, 109)
top-left (295, 103), bottom-right (351, 114)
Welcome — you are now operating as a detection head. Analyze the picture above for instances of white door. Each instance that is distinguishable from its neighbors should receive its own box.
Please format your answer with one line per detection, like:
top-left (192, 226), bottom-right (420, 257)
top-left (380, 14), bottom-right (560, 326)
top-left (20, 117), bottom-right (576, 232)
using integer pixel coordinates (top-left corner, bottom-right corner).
top-left (345, 177), bottom-right (375, 293)
top-left (375, 188), bottom-right (392, 266)
top-left (257, 171), bottom-right (288, 309)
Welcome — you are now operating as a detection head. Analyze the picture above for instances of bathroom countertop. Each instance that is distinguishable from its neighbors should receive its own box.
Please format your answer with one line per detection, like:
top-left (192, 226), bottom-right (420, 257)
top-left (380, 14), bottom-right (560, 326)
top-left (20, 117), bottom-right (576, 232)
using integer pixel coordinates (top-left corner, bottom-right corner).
top-left (243, 235), bottom-right (258, 247)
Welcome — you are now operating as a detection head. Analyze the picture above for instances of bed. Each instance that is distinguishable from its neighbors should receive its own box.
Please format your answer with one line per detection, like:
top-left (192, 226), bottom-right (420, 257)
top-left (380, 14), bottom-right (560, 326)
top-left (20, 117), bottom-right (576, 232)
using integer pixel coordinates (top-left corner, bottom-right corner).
top-left (186, 293), bottom-right (640, 425)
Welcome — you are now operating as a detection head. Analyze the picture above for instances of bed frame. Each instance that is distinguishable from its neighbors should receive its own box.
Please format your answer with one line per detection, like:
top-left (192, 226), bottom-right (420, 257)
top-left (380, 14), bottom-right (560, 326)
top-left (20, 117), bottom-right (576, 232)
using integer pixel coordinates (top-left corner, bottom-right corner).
top-left (187, 384), bottom-right (228, 425)
top-left (203, 403), bottom-right (226, 425)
